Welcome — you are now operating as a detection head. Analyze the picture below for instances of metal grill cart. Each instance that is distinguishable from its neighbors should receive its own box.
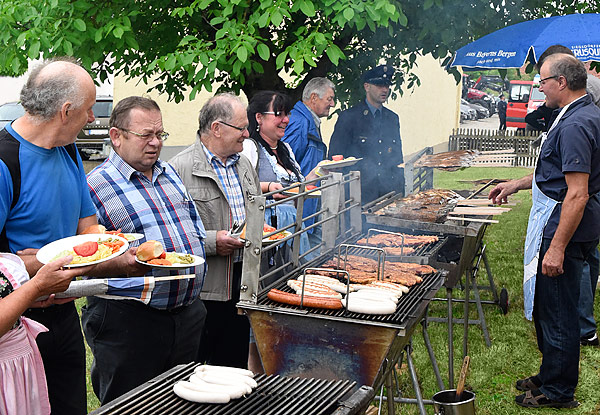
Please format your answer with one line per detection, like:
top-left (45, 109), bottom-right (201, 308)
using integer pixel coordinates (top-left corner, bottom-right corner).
top-left (90, 362), bottom-right (375, 415)
top-left (362, 150), bottom-right (509, 387)
top-left (238, 172), bottom-right (446, 415)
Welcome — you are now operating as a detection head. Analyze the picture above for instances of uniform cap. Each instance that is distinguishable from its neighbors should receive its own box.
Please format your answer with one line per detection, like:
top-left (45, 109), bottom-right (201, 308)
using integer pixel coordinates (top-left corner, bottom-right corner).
top-left (363, 65), bottom-right (394, 86)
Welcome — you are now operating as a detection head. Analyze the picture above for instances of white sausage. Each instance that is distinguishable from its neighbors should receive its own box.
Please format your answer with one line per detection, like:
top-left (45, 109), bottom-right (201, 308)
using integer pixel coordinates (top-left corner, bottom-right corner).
top-left (287, 280), bottom-right (342, 299)
top-left (173, 381), bottom-right (231, 404)
top-left (195, 371), bottom-right (258, 390)
top-left (297, 275), bottom-right (351, 293)
top-left (341, 297), bottom-right (397, 315)
top-left (188, 374), bottom-right (249, 399)
top-left (347, 290), bottom-right (398, 304)
top-left (351, 286), bottom-right (401, 300)
top-left (369, 281), bottom-right (409, 294)
top-left (194, 364), bottom-right (254, 378)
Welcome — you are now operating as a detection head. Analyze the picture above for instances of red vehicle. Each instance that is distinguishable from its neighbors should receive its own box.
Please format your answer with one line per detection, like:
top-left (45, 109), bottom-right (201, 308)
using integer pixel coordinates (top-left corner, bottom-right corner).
top-left (506, 79), bottom-right (545, 129)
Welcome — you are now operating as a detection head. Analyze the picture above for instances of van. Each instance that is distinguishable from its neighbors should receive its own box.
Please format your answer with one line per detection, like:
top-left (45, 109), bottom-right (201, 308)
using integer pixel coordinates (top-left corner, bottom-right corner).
top-left (76, 95), bottom-right (113, 159)
top-left (506, 78), bottom-right (545, 130)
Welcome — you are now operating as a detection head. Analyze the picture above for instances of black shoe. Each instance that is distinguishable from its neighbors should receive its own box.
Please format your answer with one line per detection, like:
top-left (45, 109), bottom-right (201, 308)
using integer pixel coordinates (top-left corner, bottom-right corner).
top-left (515, 389), bottom-right (579, 409)
top-left (581, 333), bottom-right (599, 346)
top-left (516, 375), bottom-right (542, 392)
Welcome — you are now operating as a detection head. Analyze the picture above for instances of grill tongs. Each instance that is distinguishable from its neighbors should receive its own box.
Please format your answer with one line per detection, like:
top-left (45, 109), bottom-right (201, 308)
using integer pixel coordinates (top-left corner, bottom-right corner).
top-left (299, 244), bottom-right (388, 313)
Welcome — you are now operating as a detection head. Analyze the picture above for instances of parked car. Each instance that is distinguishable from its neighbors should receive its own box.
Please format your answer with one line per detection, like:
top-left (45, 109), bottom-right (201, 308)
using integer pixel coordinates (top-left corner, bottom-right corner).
top-left (0, 102), bottom-right (25, 129)
top-left (462, 99), bottom-right (489, 119)
top-left (76, 95), bottom-right (113, 160)
top-left (460, 102), bottom-right (477, 121)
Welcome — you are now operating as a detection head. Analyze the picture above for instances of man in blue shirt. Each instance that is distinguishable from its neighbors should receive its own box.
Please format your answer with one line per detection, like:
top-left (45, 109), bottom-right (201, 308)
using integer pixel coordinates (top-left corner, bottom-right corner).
top-left (83, 96), bottom-right (208, 404)
top-left (490, 54), bottom-right (600, 409)
top-left (0, 58), bottom-right (145, 415)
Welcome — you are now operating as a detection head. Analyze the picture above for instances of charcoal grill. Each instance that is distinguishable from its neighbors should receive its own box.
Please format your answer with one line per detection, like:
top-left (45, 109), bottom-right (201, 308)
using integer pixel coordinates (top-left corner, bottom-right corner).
top-left (90, 362), bottom-right (375, 415)
top-left (238, 171), bottom-right (446, 415)
top-left (363, 181), bottom-right (507, 388)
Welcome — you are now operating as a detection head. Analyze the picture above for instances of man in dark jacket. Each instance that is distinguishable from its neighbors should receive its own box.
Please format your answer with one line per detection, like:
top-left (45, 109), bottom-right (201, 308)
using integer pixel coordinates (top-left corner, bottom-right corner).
top-left (328, 65), bottom-right (403, 204)
top-left (497, 94), bottom-right (507, 130)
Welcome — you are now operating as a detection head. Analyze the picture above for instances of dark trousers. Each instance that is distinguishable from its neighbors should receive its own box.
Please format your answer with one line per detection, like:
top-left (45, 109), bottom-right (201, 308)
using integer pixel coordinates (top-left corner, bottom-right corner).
top-left (24, 302), bottom-right (87, 415)
top-left (579, 247), bottom-right (599, 339)
top-left (197, 262), bottom-right (250, 368)
top-left (82, 297), bottom-right (206, 405)
top-left (499, 114), bottom-right (507, 130)
top-left (534, 238), bottom-right (598, 401)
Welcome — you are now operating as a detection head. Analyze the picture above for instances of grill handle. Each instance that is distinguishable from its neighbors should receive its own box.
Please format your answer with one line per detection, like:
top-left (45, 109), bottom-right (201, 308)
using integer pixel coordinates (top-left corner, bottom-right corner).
top-left (331, 385), bottom-right (376, 415)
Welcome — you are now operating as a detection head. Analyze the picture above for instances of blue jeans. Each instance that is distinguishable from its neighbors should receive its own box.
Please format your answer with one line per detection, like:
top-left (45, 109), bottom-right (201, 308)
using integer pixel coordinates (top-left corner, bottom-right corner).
top-left (579, 248), bottom-right (599, 339)
top-left (533, 238), bottom-right (598, 401)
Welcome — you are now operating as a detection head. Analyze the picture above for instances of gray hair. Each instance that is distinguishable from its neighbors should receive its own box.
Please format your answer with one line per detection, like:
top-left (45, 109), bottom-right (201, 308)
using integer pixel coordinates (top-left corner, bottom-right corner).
top-left (544, 54), bottom-right (587, 91)
top-left (198, 93), bottom-right (244, 135)
top-left (302, 77), bottom-right (335, 102)
top-left (20, 57), bottom-right (86, 122)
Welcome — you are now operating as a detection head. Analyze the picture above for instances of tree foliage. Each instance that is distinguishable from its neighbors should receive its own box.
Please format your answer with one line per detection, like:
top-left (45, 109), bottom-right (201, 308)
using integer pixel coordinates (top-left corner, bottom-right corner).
top-left (0, 0), bottom-right (526, 106)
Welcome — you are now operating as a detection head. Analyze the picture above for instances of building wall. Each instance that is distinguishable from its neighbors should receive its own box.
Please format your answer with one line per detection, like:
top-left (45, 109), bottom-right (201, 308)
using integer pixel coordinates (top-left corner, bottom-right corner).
top-left (115, 53), bottom-right (460, 161)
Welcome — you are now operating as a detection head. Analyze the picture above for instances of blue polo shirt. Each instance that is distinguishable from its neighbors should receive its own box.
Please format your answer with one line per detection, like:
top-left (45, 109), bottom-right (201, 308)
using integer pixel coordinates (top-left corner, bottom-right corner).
top-left (536, 94), bottom-right (600, 242)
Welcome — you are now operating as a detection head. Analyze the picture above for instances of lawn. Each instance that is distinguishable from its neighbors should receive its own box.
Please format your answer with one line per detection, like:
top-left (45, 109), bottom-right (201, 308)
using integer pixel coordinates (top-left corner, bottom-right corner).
top-left (79, 166), bottom-right (600, 414)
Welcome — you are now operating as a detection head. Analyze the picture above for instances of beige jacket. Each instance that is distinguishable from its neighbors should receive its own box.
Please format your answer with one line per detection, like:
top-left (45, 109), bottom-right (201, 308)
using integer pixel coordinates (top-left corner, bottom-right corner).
top-left (170, 138), bottom-right (260, 301)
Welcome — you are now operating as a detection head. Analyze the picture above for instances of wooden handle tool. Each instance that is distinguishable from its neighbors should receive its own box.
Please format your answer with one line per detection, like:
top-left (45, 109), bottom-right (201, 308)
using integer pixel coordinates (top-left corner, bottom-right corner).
top-left (456, 356), bottom-right (470, 400)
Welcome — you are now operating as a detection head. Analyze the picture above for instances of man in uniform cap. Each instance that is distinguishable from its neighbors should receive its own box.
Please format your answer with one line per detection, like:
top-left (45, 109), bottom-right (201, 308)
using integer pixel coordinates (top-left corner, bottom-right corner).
top-left (328, 64), bottom-right (404, 204)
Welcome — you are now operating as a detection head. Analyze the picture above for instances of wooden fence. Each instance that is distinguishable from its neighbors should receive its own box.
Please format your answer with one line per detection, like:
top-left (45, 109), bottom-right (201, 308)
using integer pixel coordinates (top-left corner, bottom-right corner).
top-left (448, 128), bottom-right (540, 168)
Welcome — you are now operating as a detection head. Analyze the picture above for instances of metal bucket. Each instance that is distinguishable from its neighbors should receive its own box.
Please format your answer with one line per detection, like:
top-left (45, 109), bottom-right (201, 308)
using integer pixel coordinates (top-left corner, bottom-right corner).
top-left (432, 389), bottom-right (475, 415)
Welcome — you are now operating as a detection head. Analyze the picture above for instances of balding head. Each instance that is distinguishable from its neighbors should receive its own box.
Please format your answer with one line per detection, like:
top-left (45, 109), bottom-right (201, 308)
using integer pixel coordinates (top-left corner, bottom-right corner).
top-left (541, 53), bottom-right (587, 92)
top-left (20, 57), bottom-right (95, 122)
top-left (197, 93), bottom-right (246, 136)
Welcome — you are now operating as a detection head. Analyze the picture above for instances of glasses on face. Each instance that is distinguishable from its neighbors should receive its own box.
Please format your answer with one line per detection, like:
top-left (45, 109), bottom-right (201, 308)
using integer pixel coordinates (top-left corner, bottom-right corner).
top-left (217, 120), bottom-right (249, 132)
top-left (261, 110), bottom-right (289, 117)
top-left (120, 128), bottom-right (169, 142)
top-left (539, 75), bottom-right (559, 85)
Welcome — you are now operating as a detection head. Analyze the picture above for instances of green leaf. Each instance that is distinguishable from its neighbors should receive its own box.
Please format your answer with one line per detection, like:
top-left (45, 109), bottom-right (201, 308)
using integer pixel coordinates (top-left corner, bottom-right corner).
top-left (73, 19), bottom-right (86, 31)
top-left (424, 0), bottom-right (434, 10)
top-left (275, 50), bottom-right (287, 68)
top-left (257, 43), bottom-right (270, 60)
top-left (94, 28), bottom-right (103, 43)
top-left (343, 8), bottom-right (354, 21)
top-left (257, 11), bottom-right (270, 27)
top-left (398, 11), bottom-right (407, 26)
top-left (11, 58), bottom-right (20, 74)
top-left (28, 40), bottom-right (40, 59)
top-left (165, 54), bottom-right (177, 70)
top-left (299, 0), bottom-right (315, 17)
top-left (113, 26), bottom-right (124, 39)
top-left (124, 34), bottom-right (139, 50)
top-left (271, 10), bottom-right (283, 26)
top-left (252, 61), bottom-right (264, 73)
top-left (236, 45), bottom-right (248, 62)
top-left (64, 39), bottom-right (73, 55)
top-left (16, 32), bottom-right (26, 48)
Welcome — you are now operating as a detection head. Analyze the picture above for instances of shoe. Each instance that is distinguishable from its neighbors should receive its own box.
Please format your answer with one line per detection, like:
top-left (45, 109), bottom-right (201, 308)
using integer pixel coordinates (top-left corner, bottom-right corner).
top-left (580, 333), bottom-right (599, 346)
top-left (516, 375), bottom-right (542, 392)
top-left (515, 389), bottom-right (579, 409)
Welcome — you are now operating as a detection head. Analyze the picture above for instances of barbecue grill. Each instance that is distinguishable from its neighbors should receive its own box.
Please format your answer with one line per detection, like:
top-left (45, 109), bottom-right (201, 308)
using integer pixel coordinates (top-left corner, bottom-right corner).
top-left (363, 179), bottom-right (507, 388)
top-left (90, 362), bottom-right (375, 415)
top-left (238, 172), bottom-right (446, 414)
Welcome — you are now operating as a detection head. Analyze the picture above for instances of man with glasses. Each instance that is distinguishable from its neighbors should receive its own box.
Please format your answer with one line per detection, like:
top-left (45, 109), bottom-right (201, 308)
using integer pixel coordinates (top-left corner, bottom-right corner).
top-left (490, 54), bottom-right (600, 408)
top-left (83, 96), bottom-right (208, 404)
top-left (170, 93), bottom-right (260, 368)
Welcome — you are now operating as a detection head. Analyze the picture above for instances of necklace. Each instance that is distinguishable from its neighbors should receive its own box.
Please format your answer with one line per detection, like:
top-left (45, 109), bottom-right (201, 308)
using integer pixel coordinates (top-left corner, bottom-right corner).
top-left (270, 144), bottom-right (278, 150)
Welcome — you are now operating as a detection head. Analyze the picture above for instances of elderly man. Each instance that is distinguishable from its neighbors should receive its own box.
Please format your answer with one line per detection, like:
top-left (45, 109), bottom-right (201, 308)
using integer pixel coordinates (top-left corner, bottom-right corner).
top-left (83, 96), bottom-right (208, 404)
top-left (328, 64), bottom-right (404, 204)
top-left (170, 93), bottom-right (260, 369)
top-left (489, 54), bottom-right (600, 408)
top-left (0, 58), bottom-right (143, 415)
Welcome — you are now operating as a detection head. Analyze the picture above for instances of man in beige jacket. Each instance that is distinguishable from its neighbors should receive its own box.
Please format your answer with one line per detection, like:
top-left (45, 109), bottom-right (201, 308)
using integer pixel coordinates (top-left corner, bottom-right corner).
top-left (170, 93), bottom-right (260, 368)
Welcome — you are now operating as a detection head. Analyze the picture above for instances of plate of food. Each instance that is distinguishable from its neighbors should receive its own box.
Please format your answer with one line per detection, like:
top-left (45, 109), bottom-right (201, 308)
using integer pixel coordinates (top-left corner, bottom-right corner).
top-left (319, 155), bottom-right (362, 170)
top-left (282, 183), bottom-right (321, 198)
top-left (135, 240), bottom-right (205, 270)
top-left (262, 224), bottom-right (292, 245)
top-left (81, 224), bottom-right (145, 242)
top-left (36, 234), bottom-right (129, 268)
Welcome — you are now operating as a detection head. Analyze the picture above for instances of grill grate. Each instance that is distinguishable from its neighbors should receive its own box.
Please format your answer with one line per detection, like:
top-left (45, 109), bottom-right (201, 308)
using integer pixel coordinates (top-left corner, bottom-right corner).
top-left (346, 234), bottom-right (448, 264)
top-left (257, 271), bottom-right (444, 329)
top-left (91, 363), bottom-right (374, 415)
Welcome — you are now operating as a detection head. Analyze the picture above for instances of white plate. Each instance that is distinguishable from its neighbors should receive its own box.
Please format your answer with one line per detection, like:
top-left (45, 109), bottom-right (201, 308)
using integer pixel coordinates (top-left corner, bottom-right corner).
top-left (123, 233), bottom-right (144, 242)
top-left (135, 253), bottom-right (205, 270)
top-left (262, 230), bottom-right (293, 245)
top-left (320, 157), bottom-right (363, 169)
top-left (36, 234), bottom-right (129, 268)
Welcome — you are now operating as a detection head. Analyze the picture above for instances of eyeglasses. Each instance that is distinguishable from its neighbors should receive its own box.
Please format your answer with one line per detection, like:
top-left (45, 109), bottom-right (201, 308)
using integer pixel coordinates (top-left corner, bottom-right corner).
top-left (119, 128), bottom-right (169, 142)
top-left (539, 75), bottom-right (559, 85)
top-left (217, 120), bottom-right (249, 132)
top-left (262, 111), bottom-right (289, 117)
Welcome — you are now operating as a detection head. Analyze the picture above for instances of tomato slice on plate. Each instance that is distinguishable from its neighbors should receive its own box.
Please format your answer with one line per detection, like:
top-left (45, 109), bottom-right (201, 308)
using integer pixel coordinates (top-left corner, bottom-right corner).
top-left (73, 241), bottom-right (99, 257)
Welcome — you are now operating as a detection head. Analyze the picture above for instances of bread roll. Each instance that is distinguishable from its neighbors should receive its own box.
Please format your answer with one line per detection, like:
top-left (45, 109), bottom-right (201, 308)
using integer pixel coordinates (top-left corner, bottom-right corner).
top-left (81, 224), bottom-right (107, 235)
top-left (136, 240), bottom-right (165, 261)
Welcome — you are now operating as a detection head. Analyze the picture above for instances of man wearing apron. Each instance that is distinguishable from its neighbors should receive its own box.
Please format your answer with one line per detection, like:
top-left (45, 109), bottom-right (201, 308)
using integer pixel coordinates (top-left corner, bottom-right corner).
top-left (489, 53), bottom-right (600, 409)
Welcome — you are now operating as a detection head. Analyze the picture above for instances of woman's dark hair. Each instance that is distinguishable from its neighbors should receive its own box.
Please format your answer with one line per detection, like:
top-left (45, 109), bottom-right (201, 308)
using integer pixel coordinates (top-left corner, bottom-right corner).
top-left (247, 91), bottom-right (301, 180)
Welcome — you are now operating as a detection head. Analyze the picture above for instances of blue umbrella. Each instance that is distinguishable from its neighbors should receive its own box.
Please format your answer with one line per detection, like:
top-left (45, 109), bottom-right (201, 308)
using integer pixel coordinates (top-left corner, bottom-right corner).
top-left (451, 13), bottom-right (600, 70)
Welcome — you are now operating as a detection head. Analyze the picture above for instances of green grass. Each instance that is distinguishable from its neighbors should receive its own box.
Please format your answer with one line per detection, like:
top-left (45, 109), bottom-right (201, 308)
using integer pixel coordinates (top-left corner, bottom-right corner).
top-left (79, 166), bottom-right (600, 414)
